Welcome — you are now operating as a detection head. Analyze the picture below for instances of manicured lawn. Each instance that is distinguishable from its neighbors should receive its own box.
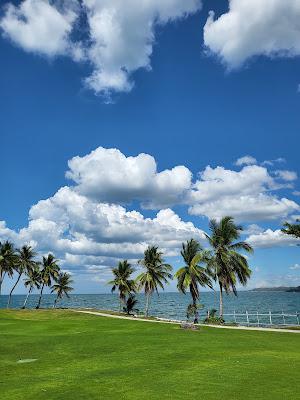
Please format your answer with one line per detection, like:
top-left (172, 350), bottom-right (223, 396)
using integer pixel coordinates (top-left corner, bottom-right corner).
top-left (1, 310), bottom-right (300, 399)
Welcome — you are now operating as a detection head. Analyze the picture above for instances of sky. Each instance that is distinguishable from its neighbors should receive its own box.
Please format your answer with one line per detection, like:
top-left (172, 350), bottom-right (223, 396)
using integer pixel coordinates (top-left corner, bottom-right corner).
top-left (0, 0), bottom-right (300, 294)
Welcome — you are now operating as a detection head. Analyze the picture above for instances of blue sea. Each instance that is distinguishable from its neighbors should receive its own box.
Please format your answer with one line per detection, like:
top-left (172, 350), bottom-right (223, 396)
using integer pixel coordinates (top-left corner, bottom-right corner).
top-left (1, 291), bottom-right (300, 325)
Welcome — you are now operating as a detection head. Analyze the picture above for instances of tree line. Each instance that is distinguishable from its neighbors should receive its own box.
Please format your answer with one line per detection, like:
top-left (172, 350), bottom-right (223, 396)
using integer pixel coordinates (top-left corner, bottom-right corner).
top-left (1, 216), bottom-right (298, 320)
top-left (0, 245), bottom-right (73, 309)
top-left (109, 216), bottom-right (253, 323)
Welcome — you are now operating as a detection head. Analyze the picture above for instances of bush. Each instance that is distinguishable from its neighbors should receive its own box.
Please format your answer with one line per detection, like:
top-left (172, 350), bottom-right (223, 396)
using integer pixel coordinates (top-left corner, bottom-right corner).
top-left (123, 295), bottom-right (139, 315)
top-left (203, 308), bottom-right (224, 325)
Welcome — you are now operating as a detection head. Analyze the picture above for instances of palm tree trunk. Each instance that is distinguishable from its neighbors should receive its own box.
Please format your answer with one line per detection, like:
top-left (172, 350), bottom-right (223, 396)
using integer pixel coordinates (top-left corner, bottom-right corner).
top-left (36, 282), bottom-right (45, 309)
top-left (193, 299), bottom-right (199, 324)
top-left (53, 295), bottom-right (58, 308)
top-left (0, 271), bottom-right (6, 295)
top-left (7, 272), bottom-right (22, 308)
top-left (145, 292), bottom-right (151, 317)
top-left (119, 296), bottom-right (122, 312)
top-left (22, 286), bottom-right (32, 309)
top-left (219, 282), bottom-right (223, 318)
top-left (190, 284), bottom-right (199, 324)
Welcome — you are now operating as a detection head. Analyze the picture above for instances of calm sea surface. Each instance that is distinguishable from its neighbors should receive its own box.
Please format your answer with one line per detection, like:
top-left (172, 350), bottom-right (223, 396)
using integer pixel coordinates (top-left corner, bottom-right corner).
top-left (1, 292), bottom-right (300, 324)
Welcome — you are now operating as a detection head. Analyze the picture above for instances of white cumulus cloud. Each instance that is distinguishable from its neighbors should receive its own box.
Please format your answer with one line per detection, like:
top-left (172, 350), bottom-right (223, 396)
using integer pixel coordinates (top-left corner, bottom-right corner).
top-left (0, 0), bottom-right (80, 58)
top-left (0, 185), bottom-right (205, 275)
top-left (189, 195), bottom-right (299, 223)
top-left (187, 165), bottom-right (299, 222)
top-left (0, 147), bottom-right (299, 281)
top-left (247, 229), bottom-right (300, 248)
top-left (66, 147), bottom-right (192, 208)
top-left (83, 0), bottom-right (201, 95)
top-left (204, 0), bottom-right (300, 69)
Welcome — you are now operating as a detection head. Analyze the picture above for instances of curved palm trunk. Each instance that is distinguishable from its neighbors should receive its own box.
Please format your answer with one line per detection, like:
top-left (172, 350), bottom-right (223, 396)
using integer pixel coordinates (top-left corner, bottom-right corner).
top-left (7, 272), bottom-right (22, 308)
top-left (219, 282), bottom-right (223, 318)
top-left (145, 292), bottom-right (151, 317)
top-left (22, 286), bottom-right (32, 309)
top-left (36, 282), bottom-right (45, 309)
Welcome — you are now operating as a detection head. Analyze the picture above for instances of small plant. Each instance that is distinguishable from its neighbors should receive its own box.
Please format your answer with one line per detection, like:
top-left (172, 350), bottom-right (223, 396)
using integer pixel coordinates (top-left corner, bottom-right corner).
top-left (204, 308), bottom-right (225, 324)
top-left (123, 294), bottom-right (139, 315)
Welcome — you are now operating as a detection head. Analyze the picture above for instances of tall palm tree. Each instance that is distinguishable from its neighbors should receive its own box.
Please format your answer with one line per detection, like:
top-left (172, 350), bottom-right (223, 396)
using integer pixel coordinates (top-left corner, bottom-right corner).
top-left (0, 241), bottom-right (17, 295)
top-left (205, 216), bottom-right (253, 318)
top-left (108, 260), bottom-right (136, 311)
top-left (137, 246), bottom-right (172, 317)
top-left (175, 239), bottom-right (212, 323)
top-left (22, 265), bottom-right (41, 309)
top-left (7, 245), bottom-right (37, 308)
top-left (51, 272), bottom-right (73, 308)
top-left (36, 254), bottom-right (60, 309)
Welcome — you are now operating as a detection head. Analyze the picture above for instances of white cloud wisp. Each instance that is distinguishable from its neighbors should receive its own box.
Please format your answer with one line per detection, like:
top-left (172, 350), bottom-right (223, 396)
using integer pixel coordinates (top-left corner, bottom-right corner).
top-left (204, 0), bottom-right (300, 69)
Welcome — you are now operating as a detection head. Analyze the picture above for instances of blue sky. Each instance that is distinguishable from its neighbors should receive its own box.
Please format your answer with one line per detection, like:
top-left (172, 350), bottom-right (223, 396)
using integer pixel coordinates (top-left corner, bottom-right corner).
top-left (1, 0), bottom-right (300, 293)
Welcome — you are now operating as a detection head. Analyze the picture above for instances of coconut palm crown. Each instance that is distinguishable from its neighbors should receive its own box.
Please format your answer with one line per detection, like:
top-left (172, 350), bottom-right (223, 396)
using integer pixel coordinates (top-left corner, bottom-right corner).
top-left (0, 241), bottom-right (17, 295)
top-left (51, 272), bottom-right (74, 308)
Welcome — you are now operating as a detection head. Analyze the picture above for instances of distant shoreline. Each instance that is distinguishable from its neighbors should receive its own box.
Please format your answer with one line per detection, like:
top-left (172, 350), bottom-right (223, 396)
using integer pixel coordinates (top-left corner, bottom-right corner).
top-left (250, 286), bottom-right (300, 293)
top-left (1, 289), bottom-right (300, 296)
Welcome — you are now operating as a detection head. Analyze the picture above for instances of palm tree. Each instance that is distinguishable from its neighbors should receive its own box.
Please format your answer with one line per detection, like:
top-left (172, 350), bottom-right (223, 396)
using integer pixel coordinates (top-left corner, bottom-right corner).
top-left (137, 246), bottom-right (172, 317)
top-left (0, 241), bottom-right (17, 295)
top-left (205, 216), bottom-right (253, 318)
top-left (22, 265), bottom-right (41, 309)
top-left (123, 294), bottom-right (139, 315)
top-left (36, 254), bottom-right (60, 309)
top-left (175, 239), bottom-right (212, 323)
top-left (51, 272), bottom-right (73, 308)
top-left (7, 245), bottom-right (37, 308)
top-left (108, 260), bottom-right (136, 311)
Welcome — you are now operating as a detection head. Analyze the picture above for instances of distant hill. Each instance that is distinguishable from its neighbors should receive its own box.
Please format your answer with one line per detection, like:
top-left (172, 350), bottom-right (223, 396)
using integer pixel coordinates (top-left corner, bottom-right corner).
top-left (250, 286), bottom-right (300, 292)
top-left (286, 286), bottom-right (300, 292)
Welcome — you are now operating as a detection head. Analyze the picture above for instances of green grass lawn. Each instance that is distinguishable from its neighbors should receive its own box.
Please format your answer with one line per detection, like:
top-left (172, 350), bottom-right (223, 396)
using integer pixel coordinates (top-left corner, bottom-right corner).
top-left (1, 310), bottom-right (300, 400)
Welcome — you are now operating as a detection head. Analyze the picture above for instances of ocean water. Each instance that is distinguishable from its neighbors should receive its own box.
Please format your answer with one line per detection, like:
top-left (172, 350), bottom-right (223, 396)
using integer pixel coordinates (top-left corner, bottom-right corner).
top-left (1, 291), bottom-right (300, 325)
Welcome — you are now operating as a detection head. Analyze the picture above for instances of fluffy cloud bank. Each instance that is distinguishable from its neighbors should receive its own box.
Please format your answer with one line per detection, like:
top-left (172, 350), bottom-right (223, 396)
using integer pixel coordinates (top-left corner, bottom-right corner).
top-left (65, 147), bottom-right (299, 222)
top-left (66, 147), bottom-right (192, 208)
top-left (0, 147), bottom-right (299, 278)
top-left (188, 164), bottom-right (299, 222)
top-left (0, 0), bottom-right (201, 96)
top-left (0, 184), bottom-right (205, 275)
top-left (204, 0), bottom-right (300, 68)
